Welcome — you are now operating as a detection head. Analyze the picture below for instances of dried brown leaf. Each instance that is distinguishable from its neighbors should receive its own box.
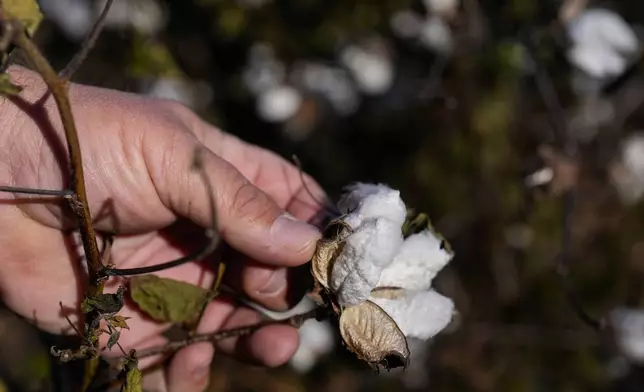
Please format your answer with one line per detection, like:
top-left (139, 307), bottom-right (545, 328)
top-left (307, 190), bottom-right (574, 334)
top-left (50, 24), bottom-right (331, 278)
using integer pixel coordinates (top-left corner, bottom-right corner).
top-left (369, 287), bottom-right (405, 300)
top-left (311, 219), bottom-right (352, 289)
top-left (339, 300), bottom-right (410, 369)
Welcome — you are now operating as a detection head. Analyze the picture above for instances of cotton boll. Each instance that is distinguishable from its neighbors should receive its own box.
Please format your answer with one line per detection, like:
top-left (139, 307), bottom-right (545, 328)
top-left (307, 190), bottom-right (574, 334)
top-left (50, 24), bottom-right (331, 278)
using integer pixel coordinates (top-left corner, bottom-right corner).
top-left (289, 319), bottom-right (335, 373)
top-left (566, 9), bottom-right (639, 78)
top-left (422, 0), bottom-right (459, 16)
top-left (98, 0), bottom-right (166, 35)
top-left (337, 183), bottom-right (407, 227)
top-left (293, 62), bottom-right (360, 116)
top-left (568, 9), bottom-right (638, 55)
top-left (610, 133), bottom-right (644, 204)
top-left (377, 230), bottom-right (452, 290)
top-left (340, 45), bottom-right (394, 95)
top-left (256, 85), bottom-right (302, 123)
top-left (610, 307), bottom-right (644, 363)
top-left (419, 16), bottom-right (453, 54)
top-left (568, 45), bottom-right (628, 79)
top-left (331, 218), bottom-right (404, 306)
top-left (371, 290), bottom-right (454, 340)
top-left (39, 0), bottom-right (93, 41)
top-left (390, 10), bottom-right (423, 39)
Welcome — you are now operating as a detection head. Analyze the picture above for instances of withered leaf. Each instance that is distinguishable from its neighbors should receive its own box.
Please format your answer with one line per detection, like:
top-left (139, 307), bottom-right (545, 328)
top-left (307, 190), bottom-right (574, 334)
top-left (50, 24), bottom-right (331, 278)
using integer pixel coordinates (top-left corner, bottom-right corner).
top-left (311, 219), bottom-right (352, 289)
top-left (129, 275), bottom-right (209, 324)
top-left (107, 330), bottom-right (120, 350)
top-left (339, 300), bottom-right (410, 370)
top-left (0, 73), bottom-right (22, 96)
top-left (3, 0), bottom-right (43, 36)
top-left (81, 286), bottom-right (126, 315)
top-left (120, 352), bottom-right (142, 392)
top-left (108, 315), bottom-right (131, 330)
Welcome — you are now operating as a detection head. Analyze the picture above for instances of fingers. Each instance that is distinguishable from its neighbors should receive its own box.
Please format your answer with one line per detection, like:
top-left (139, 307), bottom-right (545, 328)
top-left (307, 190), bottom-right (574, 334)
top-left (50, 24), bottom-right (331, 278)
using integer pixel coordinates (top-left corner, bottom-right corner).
top-left (166, 342), bottom-right (213, 392)
top-left (199, 299), bottom-right (300, 367)
top-left (142, 126), bottom-right (321, 267)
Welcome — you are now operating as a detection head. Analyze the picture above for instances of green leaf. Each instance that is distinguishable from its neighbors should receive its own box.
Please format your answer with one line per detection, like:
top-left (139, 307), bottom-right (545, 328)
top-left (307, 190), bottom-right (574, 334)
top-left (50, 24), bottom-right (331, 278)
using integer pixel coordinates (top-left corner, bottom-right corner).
top-left (3, 0), bottom-right (43, 36)
top-left (128, 33), bottom-right (182, 78)
top-left (129, 275), bottom-right (210, 324)
top-left (0, 73), bottom-right (22, 96)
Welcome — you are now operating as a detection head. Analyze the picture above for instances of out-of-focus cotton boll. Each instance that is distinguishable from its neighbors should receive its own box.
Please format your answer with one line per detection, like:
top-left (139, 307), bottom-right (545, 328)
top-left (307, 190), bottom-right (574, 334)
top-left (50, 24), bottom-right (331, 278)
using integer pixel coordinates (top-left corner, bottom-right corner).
top-left (566, 9), bottom-right (639, 79)
top-left (289, 319), bottom-right (335, 373)
top-left (422, 0), bottom-right (459, 16)
top-left (340, 45), bottom-right (394, 95)
top-left (610, 307), bottom-right (644, 363)
top-left (390, 10), bottom-right (423, 39)
top-left (97, 0), bottom-right (166, 36)
top-left (293, 62), bottom-right (360, 116)
top-left (236, 0), bottom-right (272, 9)
top-left (144, 78), bottom-right (214, 111)
top-left (39, 0), bottom-right (94, 41)
top-left (419, 15), bottom-right (453, 54)
top-left (242, 45), bottom-right (286, 95)
top-left (256, 85), bottom-right (302, 123)
top-left (611, 133), bottom-right (644, 204)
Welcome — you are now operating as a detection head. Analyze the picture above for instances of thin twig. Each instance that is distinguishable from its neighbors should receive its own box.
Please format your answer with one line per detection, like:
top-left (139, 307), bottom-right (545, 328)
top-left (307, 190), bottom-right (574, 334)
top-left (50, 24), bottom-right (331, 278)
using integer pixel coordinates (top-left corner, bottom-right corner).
top-left (59, 0), bottom-right (114, 79)
top-left (134, 308), bottom-right (322, 359)
top-left (292, 155), bottom-right (340, 217)
top-left (7, 18), bottom-right (104, 290)
top-left (0, 185), bottom-right (73, 197)
top-left (105, 148), bottom-right (221, 277)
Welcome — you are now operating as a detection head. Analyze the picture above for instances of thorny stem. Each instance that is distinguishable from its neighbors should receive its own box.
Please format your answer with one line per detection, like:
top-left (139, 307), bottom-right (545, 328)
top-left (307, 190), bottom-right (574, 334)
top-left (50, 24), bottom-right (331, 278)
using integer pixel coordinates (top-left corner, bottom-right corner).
top-left (59, 0), bottom-right (114, 79)
top-left (134, 308), bottom-right (324, 359)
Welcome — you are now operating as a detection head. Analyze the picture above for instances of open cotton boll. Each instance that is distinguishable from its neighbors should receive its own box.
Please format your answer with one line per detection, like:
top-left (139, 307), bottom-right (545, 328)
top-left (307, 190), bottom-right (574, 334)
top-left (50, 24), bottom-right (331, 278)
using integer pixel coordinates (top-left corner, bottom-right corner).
top-left (568, 9), bottom-right (638, 55)
top-left (290, 319), bottom-right (335, 373)
top-left (371, 290), bottom-right (454, 340)
top-left (332, 218), bottom-right (404, 306)
top-left (610, 307), bottom-right (644, 363)
top-left (337, 183), bottom-right (407, 228)
top-left (377, 230), bottom-right (452, 290)
top-left (568, 45), bottom-right (628, 79)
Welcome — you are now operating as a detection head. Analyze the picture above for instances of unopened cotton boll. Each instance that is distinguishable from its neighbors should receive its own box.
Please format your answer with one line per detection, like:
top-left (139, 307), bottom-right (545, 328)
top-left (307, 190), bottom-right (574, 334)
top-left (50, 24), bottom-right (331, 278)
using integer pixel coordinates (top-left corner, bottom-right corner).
top-left (567, 9), bottom-right (639, 79)
top-left (256, 85), bottom-right (302, 123)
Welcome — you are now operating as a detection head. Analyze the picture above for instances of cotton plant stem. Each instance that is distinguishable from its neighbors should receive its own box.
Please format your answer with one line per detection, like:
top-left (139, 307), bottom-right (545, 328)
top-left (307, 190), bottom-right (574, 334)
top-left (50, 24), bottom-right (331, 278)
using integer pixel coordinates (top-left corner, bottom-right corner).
top-left (8, 21), bottom-right (104, 291)
top-left (135, 308), bottom-right (322, 359)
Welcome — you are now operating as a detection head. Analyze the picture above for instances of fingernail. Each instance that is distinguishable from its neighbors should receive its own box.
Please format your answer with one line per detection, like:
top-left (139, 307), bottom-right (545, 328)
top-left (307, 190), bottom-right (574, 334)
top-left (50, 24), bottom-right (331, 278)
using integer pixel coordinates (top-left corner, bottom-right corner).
top-left (270, 213), bottom-right (321, 254)
top-left (258, 268), bottom-right (287, 296)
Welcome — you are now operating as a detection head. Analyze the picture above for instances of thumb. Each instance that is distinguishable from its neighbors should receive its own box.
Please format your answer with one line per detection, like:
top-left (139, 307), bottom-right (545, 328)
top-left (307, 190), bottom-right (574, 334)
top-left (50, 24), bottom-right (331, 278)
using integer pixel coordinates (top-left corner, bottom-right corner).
top-left (145, 131), bottom-right (321, 266)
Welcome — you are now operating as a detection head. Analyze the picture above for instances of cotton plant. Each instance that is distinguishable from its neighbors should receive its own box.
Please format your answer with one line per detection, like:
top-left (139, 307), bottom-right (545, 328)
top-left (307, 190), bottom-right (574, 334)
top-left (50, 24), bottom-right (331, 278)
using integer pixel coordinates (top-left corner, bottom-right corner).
top-left (310, 183), bottom-right (455, 369)
top-left (566, 8), bottom-right (640, 80)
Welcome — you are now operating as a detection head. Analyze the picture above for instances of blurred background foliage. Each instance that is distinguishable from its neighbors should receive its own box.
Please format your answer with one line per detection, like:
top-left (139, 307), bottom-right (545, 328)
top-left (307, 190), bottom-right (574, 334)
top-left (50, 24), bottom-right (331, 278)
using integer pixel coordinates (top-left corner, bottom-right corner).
top-left (5, 0), bottom-right (644, 391)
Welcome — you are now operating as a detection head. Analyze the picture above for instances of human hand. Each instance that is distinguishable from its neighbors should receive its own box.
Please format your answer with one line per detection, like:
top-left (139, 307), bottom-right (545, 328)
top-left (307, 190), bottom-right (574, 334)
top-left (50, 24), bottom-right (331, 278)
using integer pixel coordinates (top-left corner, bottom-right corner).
top-left (0, 66), bottom-right (323, 391)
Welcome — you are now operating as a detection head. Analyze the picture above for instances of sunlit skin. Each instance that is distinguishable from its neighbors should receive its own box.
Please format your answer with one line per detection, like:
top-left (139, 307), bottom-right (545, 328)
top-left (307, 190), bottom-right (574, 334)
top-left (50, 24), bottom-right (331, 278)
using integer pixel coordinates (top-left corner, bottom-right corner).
top-left (0, 66), bottom-right (324, 391)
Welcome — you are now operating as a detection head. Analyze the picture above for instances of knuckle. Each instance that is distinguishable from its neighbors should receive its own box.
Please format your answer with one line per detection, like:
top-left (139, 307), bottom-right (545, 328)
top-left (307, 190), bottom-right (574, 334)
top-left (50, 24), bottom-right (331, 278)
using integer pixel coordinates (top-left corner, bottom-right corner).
top-left (229, 180), bottom-right (277, 224)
